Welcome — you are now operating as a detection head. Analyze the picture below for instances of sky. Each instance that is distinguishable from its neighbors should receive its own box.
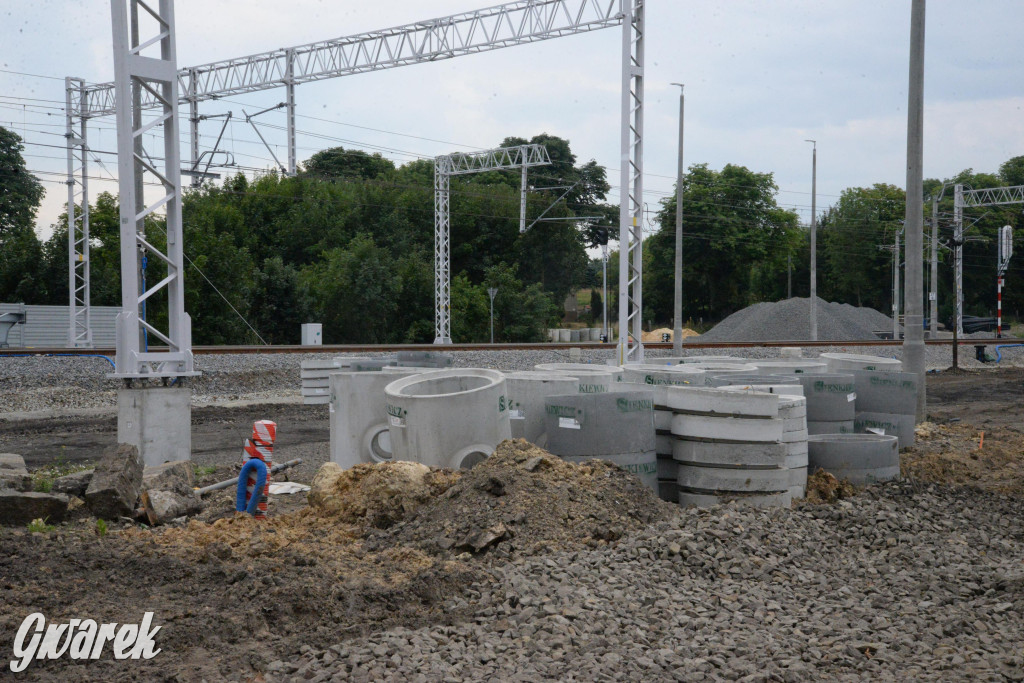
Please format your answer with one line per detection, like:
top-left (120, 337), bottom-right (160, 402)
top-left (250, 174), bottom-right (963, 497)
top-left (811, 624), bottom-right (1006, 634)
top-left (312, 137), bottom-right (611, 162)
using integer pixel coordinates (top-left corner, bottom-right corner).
top-left (2, 0), bottom-right (1022, 240)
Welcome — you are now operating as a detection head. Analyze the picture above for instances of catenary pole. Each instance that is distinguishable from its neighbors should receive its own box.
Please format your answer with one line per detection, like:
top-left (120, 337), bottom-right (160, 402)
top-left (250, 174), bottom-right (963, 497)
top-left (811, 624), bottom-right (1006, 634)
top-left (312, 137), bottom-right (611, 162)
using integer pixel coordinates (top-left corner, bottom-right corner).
top-left (805, 140), bottom-right (817, 340)
top-left (930, 193), bottom-right (939, 338)
top-left (903, 0), bottom-right (927, 420)
top-left (671, 83), bottom-right (684, 354)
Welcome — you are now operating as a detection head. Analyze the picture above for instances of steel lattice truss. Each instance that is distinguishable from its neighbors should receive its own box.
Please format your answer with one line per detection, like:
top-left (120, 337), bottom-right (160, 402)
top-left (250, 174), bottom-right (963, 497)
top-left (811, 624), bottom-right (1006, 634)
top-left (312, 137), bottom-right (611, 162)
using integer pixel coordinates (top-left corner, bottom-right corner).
top-left (952, 183), bottom-right (1024, 335)
top-left (959, 185), bottom-right (1024, 208)
top-left (74, 0), bottom-right (622, 118)
top-left (617, 0), bottom-right (644, 363)
top-left (68, 0), bottom-right (639, 354)
top-left (110, 0), bottom-right (196, 378)
top-left (433, 144), bottom-right (551, 343)
top-left (64, 77), bottom-right (92, 348)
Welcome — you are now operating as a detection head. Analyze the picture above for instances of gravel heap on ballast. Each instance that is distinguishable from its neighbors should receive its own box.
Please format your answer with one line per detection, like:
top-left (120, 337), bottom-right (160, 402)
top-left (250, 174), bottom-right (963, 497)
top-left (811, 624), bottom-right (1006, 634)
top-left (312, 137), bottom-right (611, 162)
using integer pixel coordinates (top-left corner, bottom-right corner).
top-left (270, 480), bottom-right (1024, 681)
top-left (699, 297), bottom-right (896, 342)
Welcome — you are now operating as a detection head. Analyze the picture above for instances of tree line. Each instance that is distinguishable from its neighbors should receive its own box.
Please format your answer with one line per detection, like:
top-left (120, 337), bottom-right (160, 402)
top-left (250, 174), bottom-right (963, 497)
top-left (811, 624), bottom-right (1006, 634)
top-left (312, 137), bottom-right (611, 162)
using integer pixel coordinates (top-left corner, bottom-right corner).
top-left (1, 122), bottom-right (1021, 342)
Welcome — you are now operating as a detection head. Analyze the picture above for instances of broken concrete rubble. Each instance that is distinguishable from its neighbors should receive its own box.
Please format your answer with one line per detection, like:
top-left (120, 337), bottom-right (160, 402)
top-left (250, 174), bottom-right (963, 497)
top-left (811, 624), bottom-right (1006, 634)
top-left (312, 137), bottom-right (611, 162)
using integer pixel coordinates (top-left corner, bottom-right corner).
top-left (84, 443), bottom-right (144, 520)
top-left (0, 491), bottom-right (69, 526)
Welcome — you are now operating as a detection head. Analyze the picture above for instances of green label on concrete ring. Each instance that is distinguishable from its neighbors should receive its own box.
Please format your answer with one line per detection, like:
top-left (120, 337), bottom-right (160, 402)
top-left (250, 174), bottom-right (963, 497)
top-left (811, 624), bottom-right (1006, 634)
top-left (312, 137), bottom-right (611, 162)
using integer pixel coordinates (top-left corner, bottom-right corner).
top-left (616, 397), bottom-right (653, 413)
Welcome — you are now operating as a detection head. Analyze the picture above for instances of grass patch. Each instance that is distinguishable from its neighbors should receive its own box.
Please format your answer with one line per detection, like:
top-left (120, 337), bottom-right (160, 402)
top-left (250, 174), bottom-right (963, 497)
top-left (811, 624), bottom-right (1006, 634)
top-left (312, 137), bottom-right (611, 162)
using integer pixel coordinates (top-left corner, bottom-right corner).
top-left (193, 465), bottom-right (217, 479)
top-left (27, 518), bottom-right (56, 533)
top-left (95, 519), bottom-right (108, 537)
top-left (32, 453), bottom-right (91, 493)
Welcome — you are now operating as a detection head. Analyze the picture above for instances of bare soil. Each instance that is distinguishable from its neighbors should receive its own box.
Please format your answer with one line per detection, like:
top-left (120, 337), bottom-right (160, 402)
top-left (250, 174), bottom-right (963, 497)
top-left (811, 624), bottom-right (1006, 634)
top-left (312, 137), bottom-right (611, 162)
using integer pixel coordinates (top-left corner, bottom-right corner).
top-left (0, 368), bottom-right (1022, 680)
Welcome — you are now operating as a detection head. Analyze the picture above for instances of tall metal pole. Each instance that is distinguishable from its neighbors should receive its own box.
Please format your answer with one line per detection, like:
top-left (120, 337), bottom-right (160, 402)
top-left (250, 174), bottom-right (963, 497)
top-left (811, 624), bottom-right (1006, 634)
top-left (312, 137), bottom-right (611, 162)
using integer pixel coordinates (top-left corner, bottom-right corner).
top-left (520, 160), bottom-right (528, 233)
top-left (953, 183), bottom-right (964, 336)
top-left (602, 243), bottom-right (609, 341)
top-left (930, 193), bottom-right (939, 338)
top-left (805, 139), bottom-right (818, 340)
top-left (903, 0), bottom-right (927, 420)
top-left (787, 255), bottom-right (792, 298)
top-left (285, 48), bottom-right (297, 176)
top-left (488, 287), bottom-right (498, 343)
top-left (893, 228), bottom-right (901, 340)
top-left (617, 0), bottom-right (645, 364)
top-left (671, 83), bottom-right (684, 355)
top-left (65, 78), bottom-right (92, 348)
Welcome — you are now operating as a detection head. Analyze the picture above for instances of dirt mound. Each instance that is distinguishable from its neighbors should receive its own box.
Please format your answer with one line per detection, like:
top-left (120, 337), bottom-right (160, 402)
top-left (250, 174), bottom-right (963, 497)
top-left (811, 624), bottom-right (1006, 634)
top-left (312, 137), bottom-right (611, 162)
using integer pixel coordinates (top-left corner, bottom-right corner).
top-left (901, 421), bottom-right (1024, 493)
top-left (371, 439), bottom-right (675, 559)
top-left (308, 460), bottom-right (460, 528)
top-left (804, 468), bottom-right (856, 504)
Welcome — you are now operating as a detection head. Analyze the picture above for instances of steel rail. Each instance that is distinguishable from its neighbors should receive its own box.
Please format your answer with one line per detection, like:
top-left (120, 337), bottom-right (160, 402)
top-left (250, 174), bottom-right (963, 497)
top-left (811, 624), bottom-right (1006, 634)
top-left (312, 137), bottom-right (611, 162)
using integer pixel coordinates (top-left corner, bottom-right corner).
top-left (0, 338), bottom-right (1007, 357)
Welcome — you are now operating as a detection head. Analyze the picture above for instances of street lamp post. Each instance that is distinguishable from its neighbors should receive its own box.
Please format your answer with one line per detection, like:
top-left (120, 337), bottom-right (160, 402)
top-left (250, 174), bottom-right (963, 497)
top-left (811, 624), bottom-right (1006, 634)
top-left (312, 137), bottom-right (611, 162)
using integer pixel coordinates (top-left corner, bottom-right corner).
top-left (805, 139), bottom-right (818, 341)
top-left (487, 287), bottom-right (498, 343)
top-left (671, 82), bottom-right (684, 354)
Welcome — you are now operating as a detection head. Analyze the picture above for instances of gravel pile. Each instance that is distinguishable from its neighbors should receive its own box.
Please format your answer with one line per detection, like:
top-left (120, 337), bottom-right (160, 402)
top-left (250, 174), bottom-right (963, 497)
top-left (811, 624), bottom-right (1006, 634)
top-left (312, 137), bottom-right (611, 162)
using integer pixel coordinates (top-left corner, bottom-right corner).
top-left (270, 480), bottom-right (1024, 681)
top-left (699, 297), bottom-right (896, 342)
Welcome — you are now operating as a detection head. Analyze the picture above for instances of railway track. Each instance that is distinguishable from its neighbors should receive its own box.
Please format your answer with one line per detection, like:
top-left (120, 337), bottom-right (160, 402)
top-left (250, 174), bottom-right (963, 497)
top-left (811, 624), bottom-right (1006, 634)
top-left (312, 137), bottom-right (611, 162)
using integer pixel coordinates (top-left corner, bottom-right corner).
top-left (0, 338), bottom-right (1011, 357)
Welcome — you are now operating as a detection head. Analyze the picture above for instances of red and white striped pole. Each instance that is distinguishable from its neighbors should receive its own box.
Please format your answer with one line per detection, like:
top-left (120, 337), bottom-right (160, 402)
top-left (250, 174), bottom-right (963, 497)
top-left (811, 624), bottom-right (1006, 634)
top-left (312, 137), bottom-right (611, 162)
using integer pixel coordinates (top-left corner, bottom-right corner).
top-left (243, 420), bottom-right (277, 520)
top-left (997, 276), bottom-right (1003, 338)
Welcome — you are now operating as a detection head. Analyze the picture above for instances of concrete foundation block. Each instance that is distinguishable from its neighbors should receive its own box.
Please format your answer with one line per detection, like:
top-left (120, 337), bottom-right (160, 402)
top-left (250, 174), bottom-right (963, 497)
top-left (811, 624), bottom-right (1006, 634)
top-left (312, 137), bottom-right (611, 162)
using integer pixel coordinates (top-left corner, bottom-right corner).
top-left (0, 491), bottom-right (70, 526)
top-left (118, 386), bottom-right (192, 467)
top-left (85, 443), bottom-right (144, 520)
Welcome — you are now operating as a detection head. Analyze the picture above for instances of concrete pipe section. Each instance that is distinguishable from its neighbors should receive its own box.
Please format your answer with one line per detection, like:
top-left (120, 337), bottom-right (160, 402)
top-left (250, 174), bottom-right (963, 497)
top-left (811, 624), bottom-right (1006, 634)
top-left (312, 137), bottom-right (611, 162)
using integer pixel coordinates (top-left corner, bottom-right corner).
top-left (557, 329), bottom-right (571, 343)
top-left (792, 373), bottom-right (856, 424)
top-left (779, 394), bottom-right (809, 498)
top-left (820, 352), bottom-right (902, 373)
top-left (301, 357), bottom-right (365, 405)
top-left (656, 356), bottom-right (748, 365)
top-left (854, 412), bottom-right (916, 448)
top-left (721, 383), bottom-right (804, 396)
top-left (688, 363), bottom-right (759, 385)
top-left (534, 363), bottom-right (624, 394)
top-left (329, 369), bottom-right (441, 468)
top-left (384, 369), bottom-right (511, 470)
top-left (706, 373), bottom-right (795, 388)
top-left (668, 387), bottom-right (791, 508)
top-left (504, 371), bottom-right (580, 445)
top-left (543, 391), bottom-right (657, 491)
top-left (854, 370), bottom-right (918, 415)
top-left (620, 363), bottom-right (705, 387)
top-left (807, 419), bottom-right (855, 436)
top-left (750, 360), bottom-right (828, 375)
top-left (807, 433), bottom-right (900, 485)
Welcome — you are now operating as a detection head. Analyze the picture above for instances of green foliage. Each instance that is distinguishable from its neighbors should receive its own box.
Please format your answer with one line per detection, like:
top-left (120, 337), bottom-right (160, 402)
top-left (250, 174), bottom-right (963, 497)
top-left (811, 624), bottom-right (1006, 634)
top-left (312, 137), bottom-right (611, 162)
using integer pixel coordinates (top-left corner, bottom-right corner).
top-left (27, 518), bottom-right (55, 533)
top-left (0, 126), bottom-right (46, 303)
top-left (818, 184), bottom-right (906, 310)
top-left (645, 163), bottom-right (801, 323)
top-left (32, 453), bottom-right (90, 494)
top-left (95, 519), bottom-right (108, 537)
top-left (193, 465), bottom-right (217, 478)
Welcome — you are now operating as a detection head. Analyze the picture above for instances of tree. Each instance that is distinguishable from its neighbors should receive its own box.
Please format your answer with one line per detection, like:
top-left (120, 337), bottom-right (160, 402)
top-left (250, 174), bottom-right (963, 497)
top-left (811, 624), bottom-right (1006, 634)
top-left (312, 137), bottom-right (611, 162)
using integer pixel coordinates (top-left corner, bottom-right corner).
top-left (0, 127), bottom-right (45, 303)
top-left (817, 184), bottom-right (905, 311)
top-left (645, 163), bottom-right (801, 323)
top-left (0, 127), bottom-right (43, 240)
top-left (301, 147), bottom-right (395, 181)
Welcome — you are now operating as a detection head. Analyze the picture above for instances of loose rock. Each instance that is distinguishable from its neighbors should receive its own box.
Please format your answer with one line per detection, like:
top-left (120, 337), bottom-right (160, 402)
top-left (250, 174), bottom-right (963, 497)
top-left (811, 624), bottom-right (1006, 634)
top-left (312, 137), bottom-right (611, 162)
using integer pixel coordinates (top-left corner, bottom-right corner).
top-left (84, 443), bottom-right (143, 520)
